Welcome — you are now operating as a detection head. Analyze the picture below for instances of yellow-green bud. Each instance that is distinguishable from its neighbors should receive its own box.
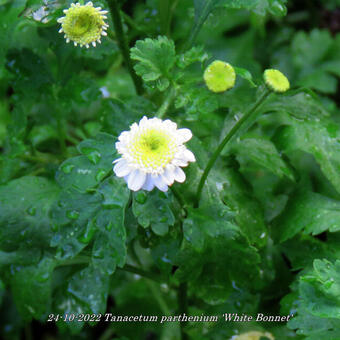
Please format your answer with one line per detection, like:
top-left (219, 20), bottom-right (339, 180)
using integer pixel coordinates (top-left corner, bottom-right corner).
top-left (57, 2), bottom-right (109, 48)
top-left (231, 331), bottom-right (275, 340)
top-left (204, 60), bottom-right (236, 93)
top-left (263, 69), bottom-right (290, 93)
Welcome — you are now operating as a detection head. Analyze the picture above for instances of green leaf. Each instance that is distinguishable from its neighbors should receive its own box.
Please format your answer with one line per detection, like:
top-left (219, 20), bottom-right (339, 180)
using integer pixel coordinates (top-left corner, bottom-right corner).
top-left (93, 176), bottom-right (130, 275)
top-left (130, 36), bottom-right (176, 91)
top-left (234, 66), bottom-right (257, 87)
top-left (182, 178), bottom-right (239, 252)
top-left (291, 29), bottom-right (340, 94)
top-left (51, 189), bottom-right (102, 259)
top-left (261, 91), bottom-right (329, 120)
top-left (277, 116), bottom-right (340, 194)
top-left (0, 176), bottom-right (59, 252)
top-left (132, 190), bottom-right (175, 236)
top-left (9, 256), bottom-right (56, 320)
top-left (277, 191), bottom-right (340, 242)
top-left (176, 46), bottom-right (209, 69)
top-left (221, 168), bottom-right (268, 247)
top-left (232, 136), bottom-right (295, 180)
top-left (288, 259), bottom-right (340, 338)
top-left (68, 265), bottom-right (109, 314)
top-left (56, 133), bottom-right (116, 192)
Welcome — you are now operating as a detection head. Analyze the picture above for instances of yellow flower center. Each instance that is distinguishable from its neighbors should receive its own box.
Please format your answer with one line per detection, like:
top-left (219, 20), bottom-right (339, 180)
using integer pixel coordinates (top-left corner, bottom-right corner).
top-left (129, 129), bottom-right (177, 171)
top-left (264, 69), bottom-right (290, 93)
top-left (72, 13), bottom-right (92, 36)
top-left (61, 5), bottom-right (105, 46)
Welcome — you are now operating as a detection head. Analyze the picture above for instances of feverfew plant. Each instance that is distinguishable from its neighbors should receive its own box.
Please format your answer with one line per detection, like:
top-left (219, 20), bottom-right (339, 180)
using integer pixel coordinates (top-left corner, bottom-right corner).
top-left (1, 0), bottom-right (340, 339)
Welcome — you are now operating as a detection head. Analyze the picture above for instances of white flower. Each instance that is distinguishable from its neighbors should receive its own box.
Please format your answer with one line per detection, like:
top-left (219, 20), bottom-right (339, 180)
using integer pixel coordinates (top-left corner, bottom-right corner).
top-left (57, 1), bottom-right (108, 48)
top-left (113, 116), bottom-right (196, 192)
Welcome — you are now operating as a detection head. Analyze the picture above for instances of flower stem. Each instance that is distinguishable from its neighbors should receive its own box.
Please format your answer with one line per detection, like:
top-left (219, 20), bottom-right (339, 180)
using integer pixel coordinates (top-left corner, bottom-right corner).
top-left (156, 87), bottom-right (176, 118)
top-left (194, 89), bottom-right (271, 208)
top-left (107, 0), bottom-right (143, 95)
top-left (57, 256), bottom-right (162, 283)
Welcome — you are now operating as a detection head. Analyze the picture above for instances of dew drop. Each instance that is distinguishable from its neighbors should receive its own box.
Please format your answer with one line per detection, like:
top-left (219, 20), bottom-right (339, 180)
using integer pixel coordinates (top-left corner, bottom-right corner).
top-left (105, 222), bottom-right (113, 231)
top-left (79, 223), bottom-right (96, 243)
top-left (37, 272), bottom-right (49, 283)
top-left (66, 210), bottom-right (80, 220)
top-left (96, 169), bottom-right (107, 181)
top-left (61, 163), bottom-right (75, 174)
top-left (81, 147), bottom-right (101, 165)
top-left (26, 206), bottom-right (36, 216)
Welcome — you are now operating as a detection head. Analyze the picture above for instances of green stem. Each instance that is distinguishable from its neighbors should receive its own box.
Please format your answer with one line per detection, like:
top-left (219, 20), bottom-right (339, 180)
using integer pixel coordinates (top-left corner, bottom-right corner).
top-left (156, 87), bottom-right (176, 118)
top-left (146, 280), bottom-right (171, 315)
top-left (57, 256), bottom-right (162, 283)
top-left (107, 0), bottom-right (143, 95)
top-left (194, 89), bottom-right (271, 208)
top-left (183, 1), bottom-right (212, 51)
top-left (118, 264), bottom-right (163, 283)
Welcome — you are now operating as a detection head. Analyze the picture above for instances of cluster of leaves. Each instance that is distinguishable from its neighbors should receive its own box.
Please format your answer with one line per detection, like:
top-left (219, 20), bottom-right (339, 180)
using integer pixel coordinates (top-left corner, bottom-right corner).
top-left (1, 0), bottom-right (340, 339)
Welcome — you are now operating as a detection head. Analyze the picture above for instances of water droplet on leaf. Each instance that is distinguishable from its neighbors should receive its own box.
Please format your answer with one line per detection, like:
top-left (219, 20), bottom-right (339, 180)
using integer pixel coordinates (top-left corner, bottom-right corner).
top-left (66, 210), bottom-right (80, 220)
top-left (61, 163), bottom-right (75, 174)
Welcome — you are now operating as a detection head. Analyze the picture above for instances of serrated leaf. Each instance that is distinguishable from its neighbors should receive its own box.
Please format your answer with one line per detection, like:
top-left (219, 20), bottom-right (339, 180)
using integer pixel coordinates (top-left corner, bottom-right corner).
top-left (93, 176), bottom-right (130, 275)
top-left (177, 46), bottom-right (209, 69)
top-left (130, 36), bottom-right (176, 91)
top-left (132, 190), bottom-right (175, 236)
top-left (277, 191), bottom-right (340, 242)
top-left (56, 133), bottom-right (116, 192)
top-left (68, 265), bottom-right (109, 315)
top-left (277, 116), bottom-right (340, 194)
top-left (288, 259), bottom-right (340, 338)
top-left (0, 176), bottom-right (59, 252)
top-left (9, 257), bottom-right (56, 320)
top-left (232, 136), bottom-right (295, 180)
top-left (51, 189), bottom-right (102, 259)
top-left (221, 168), bottom-right (268, 247)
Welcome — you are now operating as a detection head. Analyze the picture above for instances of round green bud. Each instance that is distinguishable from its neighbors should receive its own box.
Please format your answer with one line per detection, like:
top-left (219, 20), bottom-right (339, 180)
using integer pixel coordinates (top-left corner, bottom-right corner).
top-left (263, 69), bottom-right (290, 93)
top-left (204, 60), bottom-right (236, 93)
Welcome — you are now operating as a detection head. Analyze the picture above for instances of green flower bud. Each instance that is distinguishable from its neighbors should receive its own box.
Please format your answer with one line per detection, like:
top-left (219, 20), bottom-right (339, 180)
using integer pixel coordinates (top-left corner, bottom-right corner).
top-left (204, 60), bottom-right (236, 93)
top-left (263, 69), bottom-right (290, 93)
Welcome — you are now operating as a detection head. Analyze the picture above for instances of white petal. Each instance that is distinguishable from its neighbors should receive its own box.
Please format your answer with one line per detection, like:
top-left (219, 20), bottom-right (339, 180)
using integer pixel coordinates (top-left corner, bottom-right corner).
top-left (139, 116), bottom-right (148, 127)
top-left (172, 158), bottom-right (188, 167)
top-left (152, 174), bottom-right (168, 192)
top-left (162, 165), bottom-right (175, 185)
top-left (173, 167), bottom-right (186, 183)
top-left (142, 174), bottom-right (155, 191)
top-left (183, 149), bottom-right (196, 162)
top-left (113, 159), bottom-right (131, 177)
top-left (128, 170), bottom-right (146, 191)
top-left (177, 128), bottom-right (192, 143)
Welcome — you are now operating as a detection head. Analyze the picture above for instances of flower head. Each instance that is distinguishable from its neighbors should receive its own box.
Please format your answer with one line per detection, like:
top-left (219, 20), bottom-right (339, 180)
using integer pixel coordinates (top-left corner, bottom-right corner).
top-left (204, 60), bottom-right (236, 93)
top-left (263, 69), bottom-right (290, 93)
top-left (113, 116), bottom-right (196, 192)
top-left (57, 2), bottom-right (108, 48)
top-left (231, 331), bottom-right (274, 340)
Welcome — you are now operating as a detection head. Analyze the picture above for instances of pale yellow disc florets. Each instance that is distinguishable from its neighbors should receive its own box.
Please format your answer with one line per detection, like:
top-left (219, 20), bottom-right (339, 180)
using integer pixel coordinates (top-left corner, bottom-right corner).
top-left (128, 128), bottom-right (178, 172)
top-left (57, 2), bottom-right (109, 48)
top-left (263, 69), bottom-right (290, 93)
